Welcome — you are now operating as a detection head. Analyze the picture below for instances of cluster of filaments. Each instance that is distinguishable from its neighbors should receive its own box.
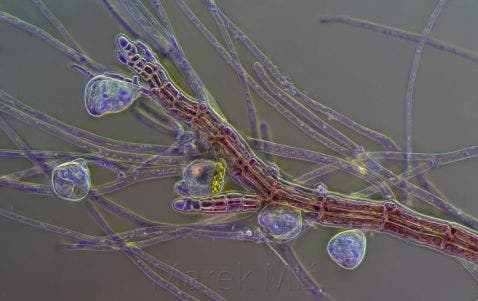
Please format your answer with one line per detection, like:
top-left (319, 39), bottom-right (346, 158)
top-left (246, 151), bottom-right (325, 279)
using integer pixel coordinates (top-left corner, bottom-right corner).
top-left (5, 1), bottom-right (478, 299)
top-left (47, 35), bottom-right (366, 270)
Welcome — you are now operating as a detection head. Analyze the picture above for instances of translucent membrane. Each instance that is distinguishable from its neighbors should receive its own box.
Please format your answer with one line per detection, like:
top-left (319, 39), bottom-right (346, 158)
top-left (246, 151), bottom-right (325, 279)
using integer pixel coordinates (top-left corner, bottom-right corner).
top-left (84, 75), bottom-right (142, 117)
top-left (327, 229), bottom-right (367, 270)
top-left (258, 203), bottom-right (303, 241)
top-left (51, 159), bottom-right (91, 201)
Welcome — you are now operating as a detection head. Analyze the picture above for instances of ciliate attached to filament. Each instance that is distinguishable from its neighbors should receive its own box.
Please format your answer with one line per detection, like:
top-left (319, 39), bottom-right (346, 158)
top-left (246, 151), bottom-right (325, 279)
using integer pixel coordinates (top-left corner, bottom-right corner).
top-left (174, 159), bottom-right (226, 197)
top-left (84, 74), bottom-right (142, 117)
top-left (51, 158), bottom-right (91, 201)
top-left (258, 203), bottom-right (303, 241)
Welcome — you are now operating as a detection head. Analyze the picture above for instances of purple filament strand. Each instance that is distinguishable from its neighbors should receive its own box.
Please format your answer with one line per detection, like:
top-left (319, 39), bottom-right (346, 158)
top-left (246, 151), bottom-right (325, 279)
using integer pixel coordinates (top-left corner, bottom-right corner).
top-left (0, 89), bottom-right (174, 154)
top-left (0, 115), bottom-right (52, 177)
top-left (319, 15), bottom-right (478, 65)
top-left (31, 0), bottom-right (82, 52)
top-left (253, 62), bottom-right (357, 154)
top-left (221, 11), bottom-right (399, 151)
top-left (0, 11), bottom-right (103, 72)
top-left (267, 242), bottom-right (332, 300)
top-left (404, 0), bottom-right (448, 201)
top-left (83, 200), bottom-right (224, 300)
top-left (204, 0), bottom-right (258, 138)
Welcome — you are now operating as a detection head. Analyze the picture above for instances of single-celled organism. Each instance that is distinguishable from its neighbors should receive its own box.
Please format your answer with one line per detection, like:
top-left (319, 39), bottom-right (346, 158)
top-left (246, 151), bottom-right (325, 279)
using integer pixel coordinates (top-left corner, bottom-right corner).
top-left (84, 74), bottom-right (142, 117)
top-left (174, 159), bottom-right (225, 197)
top-left (51, 158), bottom-right (91, 201)
top-left (327, 229), bottom-right (366, 270)
top-left (258, 203), bottom-right (302, 241)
